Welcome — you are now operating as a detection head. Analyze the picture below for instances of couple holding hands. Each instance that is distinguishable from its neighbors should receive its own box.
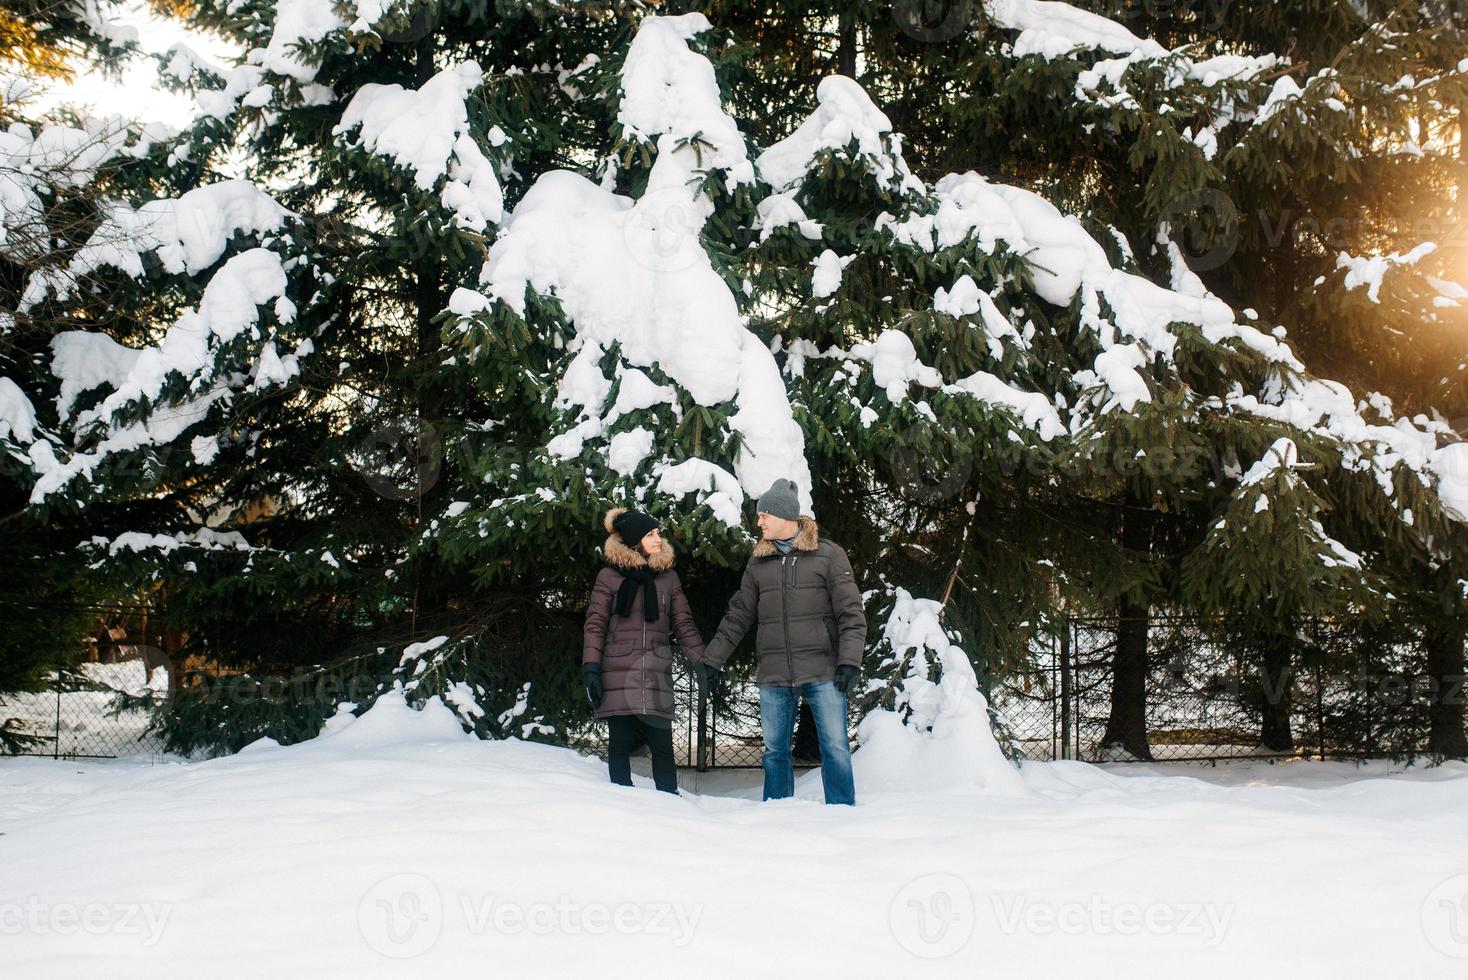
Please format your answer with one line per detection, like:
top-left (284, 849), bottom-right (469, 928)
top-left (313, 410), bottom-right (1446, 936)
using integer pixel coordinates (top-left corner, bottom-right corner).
top-left (581, 479), bottom-right (867, 805)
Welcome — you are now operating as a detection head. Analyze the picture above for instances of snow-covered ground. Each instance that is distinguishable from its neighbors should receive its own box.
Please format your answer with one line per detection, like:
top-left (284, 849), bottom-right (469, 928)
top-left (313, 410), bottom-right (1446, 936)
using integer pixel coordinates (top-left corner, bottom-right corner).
top-left (3, 691), bottom-right (1467, 978)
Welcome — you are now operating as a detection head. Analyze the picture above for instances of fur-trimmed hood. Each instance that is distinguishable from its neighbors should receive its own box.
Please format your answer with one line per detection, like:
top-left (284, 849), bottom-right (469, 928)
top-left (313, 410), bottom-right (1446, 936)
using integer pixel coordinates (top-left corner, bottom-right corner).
top-left (601, 507), bottom-right (675, 571)
top-left (751, 516), bottom-right (819, 558)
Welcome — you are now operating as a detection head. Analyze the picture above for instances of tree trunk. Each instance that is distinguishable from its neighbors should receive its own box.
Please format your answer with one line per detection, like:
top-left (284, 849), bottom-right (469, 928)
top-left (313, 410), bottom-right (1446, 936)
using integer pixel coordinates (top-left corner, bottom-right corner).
top-left (1101, 494), bottom-right (1153, 760)
top-left (414, 31), bottom-right (444, 425)
top-left (161, 630), bottom-right (184, 698)
top-left (1426, 616), bottom-right (1468, 760)
top-left (1101, 604), bottom-right (1152, 760)
top-left (835, 11), bottom-right (856, 79)
top-left (1257, 632), bottom-right (1294, 752)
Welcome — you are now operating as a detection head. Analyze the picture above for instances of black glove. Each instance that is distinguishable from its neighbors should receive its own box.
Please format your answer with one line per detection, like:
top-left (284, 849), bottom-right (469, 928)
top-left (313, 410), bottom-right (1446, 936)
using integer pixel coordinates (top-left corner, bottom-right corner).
top-left (582, 663), bottom-right (603, 710)
top-left (696, 662), bottom-right (722, 697)
top-left (833, 664), bottom-right (860, 695)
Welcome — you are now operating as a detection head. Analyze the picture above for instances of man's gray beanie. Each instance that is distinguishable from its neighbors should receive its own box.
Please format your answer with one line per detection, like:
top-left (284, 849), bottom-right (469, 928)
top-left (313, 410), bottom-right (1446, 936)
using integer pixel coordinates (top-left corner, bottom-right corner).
top-left (757, 478), bottom-right (801, 521)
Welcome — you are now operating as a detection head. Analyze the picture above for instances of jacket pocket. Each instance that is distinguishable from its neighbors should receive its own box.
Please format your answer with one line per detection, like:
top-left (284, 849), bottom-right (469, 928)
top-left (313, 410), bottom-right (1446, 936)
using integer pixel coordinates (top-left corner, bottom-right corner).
top-left (757, 586), bottom-right (778, 624)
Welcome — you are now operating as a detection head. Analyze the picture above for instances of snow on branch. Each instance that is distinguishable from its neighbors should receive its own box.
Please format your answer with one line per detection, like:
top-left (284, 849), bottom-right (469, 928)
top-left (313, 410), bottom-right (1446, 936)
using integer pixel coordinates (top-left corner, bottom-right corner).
top-left (262, 0), bottom-right (348, 82)
top-left (984, 0), bottom-right (1279, 86)
top-left (462, 15), bottom-right (813, 519)
top-left (1336, 243), bottom-right (1437, 304)
top-left (758, 75), bottom-right (923, 196)
top-left (1, 116), bottom-right (170, 271)
top-left (21, 179), bottom-right (292, 309)
top-left (616, 12), bottom-right (753, 186)
top-left (27, 247), bottom-right (299, 502)
top-left (1216, 375), bottom-right (1468, 525)
top-left (89, 528), bottom-right (257, 556)
top-left (334, 61), bottom-right (503, 230)
top-left (877, 169), bottom-right (1297, 420)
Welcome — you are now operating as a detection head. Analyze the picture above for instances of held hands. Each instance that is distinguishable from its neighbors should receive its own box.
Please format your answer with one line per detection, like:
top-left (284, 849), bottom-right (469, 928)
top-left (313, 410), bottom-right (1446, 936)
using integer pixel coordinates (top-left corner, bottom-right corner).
top-left (695, 661), bottom-right (722, 697)
top-left (582, 663), bottom-right (603, 710)
top-left (833, 664), bottom-right (860, 695)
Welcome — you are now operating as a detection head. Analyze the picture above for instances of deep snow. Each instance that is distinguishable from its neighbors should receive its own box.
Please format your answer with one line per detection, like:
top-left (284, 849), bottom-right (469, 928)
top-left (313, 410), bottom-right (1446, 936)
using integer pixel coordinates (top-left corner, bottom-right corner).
top-left (3, 692), bottom-right (1468, 978)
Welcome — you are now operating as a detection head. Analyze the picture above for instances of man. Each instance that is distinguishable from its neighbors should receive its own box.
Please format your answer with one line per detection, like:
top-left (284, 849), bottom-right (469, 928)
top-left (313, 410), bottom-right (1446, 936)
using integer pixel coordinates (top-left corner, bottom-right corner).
top-left (699, 478), bottom-right (866, 805)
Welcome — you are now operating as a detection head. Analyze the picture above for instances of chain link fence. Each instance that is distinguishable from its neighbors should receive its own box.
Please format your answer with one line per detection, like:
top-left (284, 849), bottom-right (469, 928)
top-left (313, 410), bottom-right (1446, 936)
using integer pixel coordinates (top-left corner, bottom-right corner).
top-left (1, 626), bottom-right (837, 767)
top-left (5, 613), bottom-right (1459, 766)
top-left (988, 615), bottom-right (1459, 763)
top-left (0, 654), bottom-right (167, 759)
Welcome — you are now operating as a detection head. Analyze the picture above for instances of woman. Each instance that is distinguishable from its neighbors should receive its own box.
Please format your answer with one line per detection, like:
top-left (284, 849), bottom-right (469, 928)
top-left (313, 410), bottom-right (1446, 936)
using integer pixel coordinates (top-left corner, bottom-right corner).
top-left (582, 507), bottom-right (706, 795)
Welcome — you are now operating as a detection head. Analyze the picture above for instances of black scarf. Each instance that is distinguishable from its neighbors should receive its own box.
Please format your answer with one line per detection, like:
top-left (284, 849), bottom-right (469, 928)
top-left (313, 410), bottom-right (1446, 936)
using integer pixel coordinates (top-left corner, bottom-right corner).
top-left (613, 565), bottom-right (659, 621)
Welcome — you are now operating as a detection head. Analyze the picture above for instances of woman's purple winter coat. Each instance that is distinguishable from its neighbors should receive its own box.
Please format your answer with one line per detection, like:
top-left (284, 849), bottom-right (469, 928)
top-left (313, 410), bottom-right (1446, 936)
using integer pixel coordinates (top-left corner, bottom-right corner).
top-left (582, 508), bottom-right (706, 720)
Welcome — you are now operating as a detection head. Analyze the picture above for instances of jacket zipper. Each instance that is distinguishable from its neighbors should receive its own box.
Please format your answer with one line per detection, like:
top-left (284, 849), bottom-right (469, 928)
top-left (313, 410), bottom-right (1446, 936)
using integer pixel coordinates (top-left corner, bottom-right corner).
top-left (782, 555), bottom-right (794, 683)
top-left (642, 587), bottom-right (648, 714)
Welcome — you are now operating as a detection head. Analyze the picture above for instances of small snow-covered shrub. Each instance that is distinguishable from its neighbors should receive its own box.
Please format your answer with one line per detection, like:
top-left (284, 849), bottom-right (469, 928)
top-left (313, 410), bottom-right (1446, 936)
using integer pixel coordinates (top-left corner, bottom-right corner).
top-left (853, 588), bottom-right (1027, 795)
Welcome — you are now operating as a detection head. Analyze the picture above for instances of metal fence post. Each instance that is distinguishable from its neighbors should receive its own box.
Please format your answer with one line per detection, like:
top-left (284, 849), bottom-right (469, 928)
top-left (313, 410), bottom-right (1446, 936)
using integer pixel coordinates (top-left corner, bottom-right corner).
top-left (52, 648), bottom-right (62, 760)
top-left (1315, 660), bottom-right (1325, 761)
top-left (1049, 633), bottom-right (1058, 761)
top-left (1059, 616), bottom-right (1072, 761)
top-left (1362, 634), bottom-right (1375, 757)
top-left (696, 678), bottom-right (708, 772)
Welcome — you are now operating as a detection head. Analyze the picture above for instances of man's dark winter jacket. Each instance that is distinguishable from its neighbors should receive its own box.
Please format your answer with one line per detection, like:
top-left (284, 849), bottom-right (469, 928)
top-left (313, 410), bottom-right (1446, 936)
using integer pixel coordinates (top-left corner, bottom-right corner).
top-left (582, 508), bottom-right (706, 720)
top-left (703, 517), bottom-right (866, 686)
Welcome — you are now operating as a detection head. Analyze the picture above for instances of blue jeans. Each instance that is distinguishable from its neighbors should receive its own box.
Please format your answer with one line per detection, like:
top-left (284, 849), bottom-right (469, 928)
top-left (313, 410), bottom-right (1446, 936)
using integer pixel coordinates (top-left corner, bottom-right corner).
top-left (759, 681), bottom-right (855, 805)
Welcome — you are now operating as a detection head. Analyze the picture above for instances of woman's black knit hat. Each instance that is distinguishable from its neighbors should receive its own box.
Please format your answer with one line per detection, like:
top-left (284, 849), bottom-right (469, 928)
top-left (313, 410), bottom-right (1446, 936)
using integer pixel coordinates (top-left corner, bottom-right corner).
top-left (612, 509), bottom-right (659, 547)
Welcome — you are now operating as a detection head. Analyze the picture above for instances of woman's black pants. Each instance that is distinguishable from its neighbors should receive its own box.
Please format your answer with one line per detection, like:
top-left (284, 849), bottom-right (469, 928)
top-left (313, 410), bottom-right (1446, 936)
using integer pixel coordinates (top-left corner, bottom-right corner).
top-left (606, 715), bottom-right (679, 794)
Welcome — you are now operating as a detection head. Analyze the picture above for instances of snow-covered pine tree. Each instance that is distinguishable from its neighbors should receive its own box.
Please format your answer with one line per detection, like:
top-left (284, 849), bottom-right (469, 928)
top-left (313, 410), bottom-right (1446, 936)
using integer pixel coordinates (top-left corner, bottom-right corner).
top-left (936, 0), bottom-right (1468, 755)
top-left (3, 2), bottom-right (1466, 762)
top-left (738, 71), bottom-right (1065, 675)
top-left (1, 0), bottom-right (191, 687)
top-left (857, 585), bottom-right (1028, 792)
top-left (443, 11), bottom-right (808, 562)
top-left (1, 2), bottom-right (644, 750)
top-left (702, 0), bottom-right (1468, 755)
top-left (723, 56), bottom-right (1433, 758)
top-left (717, 0), bottom-right (1468, 757)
